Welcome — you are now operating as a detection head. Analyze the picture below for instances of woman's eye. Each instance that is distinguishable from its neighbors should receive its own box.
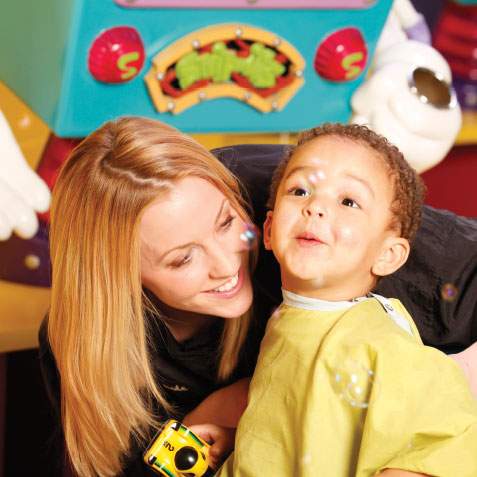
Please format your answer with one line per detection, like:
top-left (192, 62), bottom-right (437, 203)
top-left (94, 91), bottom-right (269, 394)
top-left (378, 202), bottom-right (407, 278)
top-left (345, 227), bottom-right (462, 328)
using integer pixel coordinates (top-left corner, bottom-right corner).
top-left (172, 251), bottom-right (193, 268)
top-left (290, 187), bottom-right (310, 197)
top-left (220, 215), bottom-right (236, 230)
top-left (341, 198), bottom-right (359, 208)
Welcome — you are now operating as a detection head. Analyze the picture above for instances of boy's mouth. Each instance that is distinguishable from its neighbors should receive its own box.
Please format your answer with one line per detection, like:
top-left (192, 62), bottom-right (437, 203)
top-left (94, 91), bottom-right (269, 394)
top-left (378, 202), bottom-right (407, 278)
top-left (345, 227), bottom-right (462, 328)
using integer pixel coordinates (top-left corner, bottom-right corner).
top-left (296, 231), bottom-right (325, 247)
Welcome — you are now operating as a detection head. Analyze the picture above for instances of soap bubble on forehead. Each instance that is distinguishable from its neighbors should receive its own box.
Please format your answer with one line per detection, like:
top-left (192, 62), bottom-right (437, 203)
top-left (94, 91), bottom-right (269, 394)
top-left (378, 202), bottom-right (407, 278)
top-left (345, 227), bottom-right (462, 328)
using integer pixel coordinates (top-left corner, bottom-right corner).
top-left (297, 156), bottom-right (328, 193)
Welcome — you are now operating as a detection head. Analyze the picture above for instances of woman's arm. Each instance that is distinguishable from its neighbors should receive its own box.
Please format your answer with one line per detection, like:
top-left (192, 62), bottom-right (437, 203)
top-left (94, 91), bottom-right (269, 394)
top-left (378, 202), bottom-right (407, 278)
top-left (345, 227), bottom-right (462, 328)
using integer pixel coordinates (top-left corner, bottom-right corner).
top-left (450, 341), bottom-right (477, 397)
top-left (183, 377), bottom-right (250, 428)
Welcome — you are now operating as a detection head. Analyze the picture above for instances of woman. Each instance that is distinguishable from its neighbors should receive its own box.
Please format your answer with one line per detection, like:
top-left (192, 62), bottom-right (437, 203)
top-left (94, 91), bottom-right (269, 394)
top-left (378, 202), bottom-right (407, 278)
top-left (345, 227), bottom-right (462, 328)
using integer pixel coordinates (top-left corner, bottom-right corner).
top-left (40, 117), bottom-right (477, 477)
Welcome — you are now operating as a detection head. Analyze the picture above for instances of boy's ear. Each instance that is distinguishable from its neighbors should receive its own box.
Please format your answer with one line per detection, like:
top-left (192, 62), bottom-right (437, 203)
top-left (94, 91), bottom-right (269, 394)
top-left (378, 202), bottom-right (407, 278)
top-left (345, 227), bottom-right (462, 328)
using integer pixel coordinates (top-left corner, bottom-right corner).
top-left (263, 211), bottom-right (274, 251)
top-left (372, 236), bottom-right (410, 278)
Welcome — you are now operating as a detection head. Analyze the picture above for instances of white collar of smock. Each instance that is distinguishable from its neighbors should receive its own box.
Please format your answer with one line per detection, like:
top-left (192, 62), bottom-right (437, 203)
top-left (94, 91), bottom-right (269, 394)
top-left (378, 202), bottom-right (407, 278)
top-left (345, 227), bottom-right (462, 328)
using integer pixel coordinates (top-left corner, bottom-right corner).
top-left (281, 289), bottom-right (414, 337)
top-left (282, 289), bottom-right (367, 311)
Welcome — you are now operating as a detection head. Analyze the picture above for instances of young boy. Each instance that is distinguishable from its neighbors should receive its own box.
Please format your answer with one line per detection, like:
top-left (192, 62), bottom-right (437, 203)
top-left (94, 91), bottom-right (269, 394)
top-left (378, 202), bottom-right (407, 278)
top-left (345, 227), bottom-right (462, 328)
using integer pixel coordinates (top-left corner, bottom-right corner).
top-left (218, 123), bottom-right (477, 476)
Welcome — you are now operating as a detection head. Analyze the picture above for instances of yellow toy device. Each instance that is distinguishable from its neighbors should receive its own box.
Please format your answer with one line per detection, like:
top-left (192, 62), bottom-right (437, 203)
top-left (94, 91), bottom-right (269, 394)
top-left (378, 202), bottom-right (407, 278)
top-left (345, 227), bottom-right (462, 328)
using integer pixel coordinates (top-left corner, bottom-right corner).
top-left (144, 420), bottom-right (214, 477)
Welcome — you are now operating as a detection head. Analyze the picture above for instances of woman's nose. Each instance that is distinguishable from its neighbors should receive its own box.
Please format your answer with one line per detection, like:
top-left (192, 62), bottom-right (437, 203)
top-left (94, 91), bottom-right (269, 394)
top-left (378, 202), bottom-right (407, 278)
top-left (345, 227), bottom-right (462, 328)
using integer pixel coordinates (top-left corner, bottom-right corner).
top-left (209, 241), bottom-right (240, 278)
top-left (303, 195), bottom-right (327, 218)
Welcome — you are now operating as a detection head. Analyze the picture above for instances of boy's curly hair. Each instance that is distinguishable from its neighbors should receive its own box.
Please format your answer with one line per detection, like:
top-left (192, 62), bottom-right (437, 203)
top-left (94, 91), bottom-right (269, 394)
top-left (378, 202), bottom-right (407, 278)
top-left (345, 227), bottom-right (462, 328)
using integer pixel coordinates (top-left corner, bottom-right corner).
top-left (267, 123), bottom-right (426, 244)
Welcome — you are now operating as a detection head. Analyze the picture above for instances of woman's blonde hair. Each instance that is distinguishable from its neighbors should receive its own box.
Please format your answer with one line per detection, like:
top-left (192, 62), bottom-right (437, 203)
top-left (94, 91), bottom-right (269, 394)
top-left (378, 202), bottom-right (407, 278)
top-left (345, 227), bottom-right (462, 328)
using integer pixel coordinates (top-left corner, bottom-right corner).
top-left (48, 117), bottom-right (255, 477)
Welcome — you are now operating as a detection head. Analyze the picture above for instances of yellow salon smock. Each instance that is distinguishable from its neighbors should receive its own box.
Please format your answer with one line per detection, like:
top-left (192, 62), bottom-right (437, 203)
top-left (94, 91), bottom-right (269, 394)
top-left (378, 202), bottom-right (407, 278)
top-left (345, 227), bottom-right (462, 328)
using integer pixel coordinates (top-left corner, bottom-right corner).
top-left (219, 294), bottom-right (477, 477)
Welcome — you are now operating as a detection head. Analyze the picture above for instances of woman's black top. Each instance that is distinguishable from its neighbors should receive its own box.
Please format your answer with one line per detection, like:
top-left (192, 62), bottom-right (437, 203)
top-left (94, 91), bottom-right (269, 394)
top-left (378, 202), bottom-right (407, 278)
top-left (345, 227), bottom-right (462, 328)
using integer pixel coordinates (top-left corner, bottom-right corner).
top-left (38, 144), bottom-right (477, 476)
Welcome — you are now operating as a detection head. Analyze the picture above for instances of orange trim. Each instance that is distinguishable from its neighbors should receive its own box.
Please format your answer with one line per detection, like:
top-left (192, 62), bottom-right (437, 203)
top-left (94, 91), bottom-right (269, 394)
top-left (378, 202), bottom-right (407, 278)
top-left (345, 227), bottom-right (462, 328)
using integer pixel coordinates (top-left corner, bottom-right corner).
top-left (144, 23), bottom-right (305, 114)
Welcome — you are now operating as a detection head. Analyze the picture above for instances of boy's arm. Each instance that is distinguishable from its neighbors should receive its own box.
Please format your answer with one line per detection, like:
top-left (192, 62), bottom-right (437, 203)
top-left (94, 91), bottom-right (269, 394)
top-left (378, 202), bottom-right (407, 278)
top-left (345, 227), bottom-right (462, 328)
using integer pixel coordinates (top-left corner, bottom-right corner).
top-left (450, 341), bottom-right (477, 397)
top-left (183, 377), bottom-right (250, 428)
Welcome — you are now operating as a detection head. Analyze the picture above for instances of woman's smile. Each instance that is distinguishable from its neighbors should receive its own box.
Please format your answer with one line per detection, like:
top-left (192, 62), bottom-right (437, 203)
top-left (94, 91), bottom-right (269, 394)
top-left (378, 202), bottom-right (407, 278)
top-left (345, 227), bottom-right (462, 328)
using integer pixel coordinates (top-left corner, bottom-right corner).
top-left (204, 266), bottom-right (244, 297)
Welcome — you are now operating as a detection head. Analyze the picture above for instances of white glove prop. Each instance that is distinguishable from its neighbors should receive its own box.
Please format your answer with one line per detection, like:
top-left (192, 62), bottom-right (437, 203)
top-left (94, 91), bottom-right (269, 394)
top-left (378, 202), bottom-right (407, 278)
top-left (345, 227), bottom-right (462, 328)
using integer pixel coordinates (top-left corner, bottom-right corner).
top-left (0, 109), bottom-right (51, 240)
top-left (393, 0), bottom-right (426, 32)
top-left (351, 41), bottom-right (462, 173)
top-left (0, 177), bottom-right (40, 240)
top-left (375, 0), bottom-right (431, 57)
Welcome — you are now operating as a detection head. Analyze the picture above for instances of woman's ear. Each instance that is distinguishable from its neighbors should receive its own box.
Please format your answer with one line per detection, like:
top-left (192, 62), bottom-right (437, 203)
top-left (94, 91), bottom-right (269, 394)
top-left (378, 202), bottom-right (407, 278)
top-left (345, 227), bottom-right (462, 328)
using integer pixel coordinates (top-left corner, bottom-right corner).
top-left (372, 236), bottom-right (410, 277)
top-left (263, 211), bottom-right (274, 251)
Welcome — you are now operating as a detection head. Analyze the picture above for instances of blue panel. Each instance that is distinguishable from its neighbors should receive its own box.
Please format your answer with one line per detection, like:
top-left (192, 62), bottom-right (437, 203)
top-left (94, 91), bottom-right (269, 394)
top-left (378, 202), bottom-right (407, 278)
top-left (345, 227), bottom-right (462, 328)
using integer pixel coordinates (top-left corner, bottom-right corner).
top-left (0, 0), bottom-right (393, 136)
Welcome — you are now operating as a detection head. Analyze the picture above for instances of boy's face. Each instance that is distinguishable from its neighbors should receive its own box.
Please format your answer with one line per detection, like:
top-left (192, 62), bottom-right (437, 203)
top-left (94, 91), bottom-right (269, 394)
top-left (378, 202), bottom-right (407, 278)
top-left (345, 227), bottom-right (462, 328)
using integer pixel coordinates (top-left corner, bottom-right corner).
top-left (264, 135), bottom-right (407, 301)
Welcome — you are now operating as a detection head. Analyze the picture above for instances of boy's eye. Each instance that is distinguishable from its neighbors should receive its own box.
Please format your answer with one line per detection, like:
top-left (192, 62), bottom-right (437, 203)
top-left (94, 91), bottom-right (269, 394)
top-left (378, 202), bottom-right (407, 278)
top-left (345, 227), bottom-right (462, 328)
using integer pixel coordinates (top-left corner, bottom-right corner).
top-left (341, 198), bottom-right (359, 208)
top-left (289, 187), bottom-right (310, 197)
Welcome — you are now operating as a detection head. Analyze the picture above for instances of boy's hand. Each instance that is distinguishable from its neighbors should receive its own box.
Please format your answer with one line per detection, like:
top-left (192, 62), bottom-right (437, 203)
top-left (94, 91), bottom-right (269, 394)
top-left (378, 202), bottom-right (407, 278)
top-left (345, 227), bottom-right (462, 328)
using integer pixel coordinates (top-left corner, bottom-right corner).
top-left (188, 424), bottom-right (235, 469)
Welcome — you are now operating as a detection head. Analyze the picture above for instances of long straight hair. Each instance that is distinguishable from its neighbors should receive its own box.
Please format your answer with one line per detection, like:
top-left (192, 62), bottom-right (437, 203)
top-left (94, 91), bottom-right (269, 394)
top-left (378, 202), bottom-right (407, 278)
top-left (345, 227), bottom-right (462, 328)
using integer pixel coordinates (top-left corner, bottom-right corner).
top-left (48, 117), bottom-right (256, 477)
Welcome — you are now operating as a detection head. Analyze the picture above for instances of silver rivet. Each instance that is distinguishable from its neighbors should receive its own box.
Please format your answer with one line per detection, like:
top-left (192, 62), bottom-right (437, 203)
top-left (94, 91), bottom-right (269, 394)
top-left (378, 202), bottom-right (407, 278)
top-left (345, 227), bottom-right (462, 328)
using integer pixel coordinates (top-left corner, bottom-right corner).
top-left (272, 101), bottom-right (279, 110)
top-left (192, 39), bottom-right (200, 50)
top-left (236, 28), bottom-right (243, 38)
top-left (167, 101), bottom-right (175, 111)
top-left (295, 69), bottom-right (303, 78)
top-left (156, 72), bottom-right (164, 81)
top-left (199, 91), bottom-right (207, 101)
top-left (24, 254), bottom-right (40, 270)
top-left (273, 37), bottom-right (281, 47)
top-left (244, 91), bottom-right (252, 101)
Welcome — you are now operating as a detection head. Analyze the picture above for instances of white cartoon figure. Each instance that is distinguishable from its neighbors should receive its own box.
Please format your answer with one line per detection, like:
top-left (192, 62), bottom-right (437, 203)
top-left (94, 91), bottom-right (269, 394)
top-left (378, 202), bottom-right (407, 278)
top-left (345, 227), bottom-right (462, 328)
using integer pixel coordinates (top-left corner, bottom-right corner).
top-left (0, 109), bottom-right (50, 240)
top-left (351, 0), bottom-right (462, 173)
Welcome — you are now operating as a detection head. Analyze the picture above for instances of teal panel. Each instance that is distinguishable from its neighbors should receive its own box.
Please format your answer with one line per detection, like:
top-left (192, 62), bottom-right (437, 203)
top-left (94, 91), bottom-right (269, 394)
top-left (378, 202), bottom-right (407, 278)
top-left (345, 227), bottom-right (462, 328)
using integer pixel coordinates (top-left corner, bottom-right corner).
top-left (1, 0), bottom-right (393, 136)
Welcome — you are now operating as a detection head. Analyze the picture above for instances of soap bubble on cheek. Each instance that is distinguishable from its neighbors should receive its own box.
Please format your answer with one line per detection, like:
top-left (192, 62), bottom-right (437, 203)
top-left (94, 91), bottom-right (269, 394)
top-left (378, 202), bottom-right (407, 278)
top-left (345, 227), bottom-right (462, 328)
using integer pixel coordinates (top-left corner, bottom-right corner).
top-left (337, 225), bottom-right (352, 240)
top-left (331, 360), bottom-right (379, 408)
top-left (441, 283), bottom-right (457, 302)
top-left (240, 222), bottom-right (261, 250)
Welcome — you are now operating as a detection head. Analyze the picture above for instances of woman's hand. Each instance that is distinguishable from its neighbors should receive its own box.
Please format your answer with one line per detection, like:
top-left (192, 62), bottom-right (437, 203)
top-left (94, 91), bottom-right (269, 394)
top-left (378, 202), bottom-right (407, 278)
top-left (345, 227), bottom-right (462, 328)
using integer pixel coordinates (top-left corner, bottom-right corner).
top-left (183, 377), bottom-right (251, 428)
top-left (450, 341), bottom-right (477, 397)
top-left (188, 423), bottom-right (235, 469)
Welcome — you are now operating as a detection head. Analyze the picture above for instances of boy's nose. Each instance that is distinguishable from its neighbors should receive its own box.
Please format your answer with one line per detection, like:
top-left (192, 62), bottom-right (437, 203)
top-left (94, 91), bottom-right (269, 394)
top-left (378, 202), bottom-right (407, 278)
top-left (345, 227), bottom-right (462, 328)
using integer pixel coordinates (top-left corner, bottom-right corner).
top-left (304, 196), bottom-right (326, 218)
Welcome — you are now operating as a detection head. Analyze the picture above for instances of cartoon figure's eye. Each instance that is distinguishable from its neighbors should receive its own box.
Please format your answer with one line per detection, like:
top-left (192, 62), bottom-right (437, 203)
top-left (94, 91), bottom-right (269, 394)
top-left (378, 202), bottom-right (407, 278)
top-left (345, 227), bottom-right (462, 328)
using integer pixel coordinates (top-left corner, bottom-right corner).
top-left (175, 446), bottom-right (198, 471)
